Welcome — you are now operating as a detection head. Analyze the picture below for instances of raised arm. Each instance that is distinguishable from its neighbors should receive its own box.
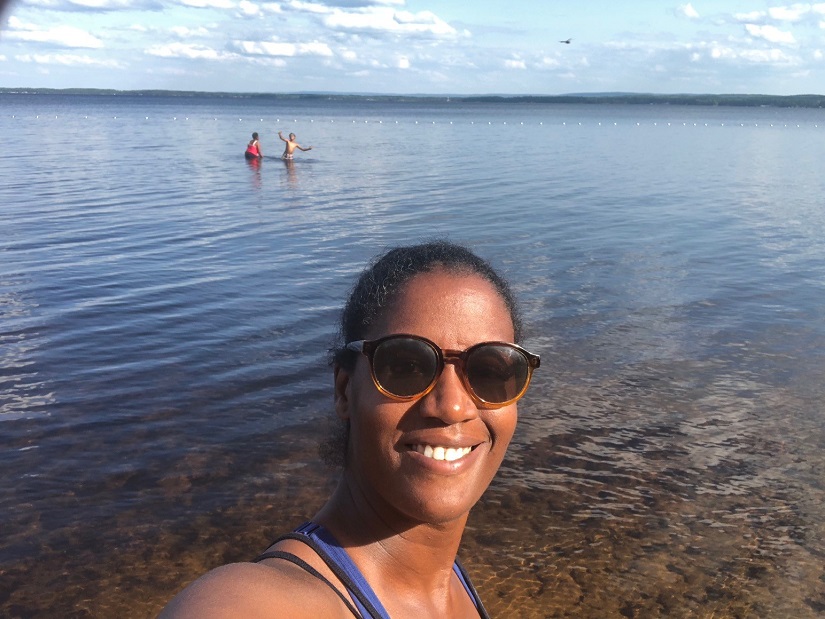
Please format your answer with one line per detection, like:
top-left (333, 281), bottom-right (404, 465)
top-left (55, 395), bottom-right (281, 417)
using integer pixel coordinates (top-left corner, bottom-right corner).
top-left (278, 131), bottom-right (288, 143)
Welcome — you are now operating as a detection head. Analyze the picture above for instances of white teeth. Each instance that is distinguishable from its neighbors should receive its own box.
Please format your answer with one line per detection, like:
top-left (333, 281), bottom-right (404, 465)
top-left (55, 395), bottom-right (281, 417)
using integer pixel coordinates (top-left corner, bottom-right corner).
top-left (414, 445), bottom-right (472, 462)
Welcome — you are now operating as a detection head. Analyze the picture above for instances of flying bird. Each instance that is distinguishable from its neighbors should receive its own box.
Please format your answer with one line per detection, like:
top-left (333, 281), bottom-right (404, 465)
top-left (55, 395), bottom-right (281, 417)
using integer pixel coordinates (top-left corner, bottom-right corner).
top-left (559, 38), bottom-right (572, 44)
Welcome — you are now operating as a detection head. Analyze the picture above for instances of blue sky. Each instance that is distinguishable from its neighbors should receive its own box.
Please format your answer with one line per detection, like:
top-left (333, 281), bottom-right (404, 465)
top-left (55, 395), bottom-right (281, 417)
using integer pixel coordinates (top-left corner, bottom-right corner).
top-left (1, 0), bottom-right (824, 95)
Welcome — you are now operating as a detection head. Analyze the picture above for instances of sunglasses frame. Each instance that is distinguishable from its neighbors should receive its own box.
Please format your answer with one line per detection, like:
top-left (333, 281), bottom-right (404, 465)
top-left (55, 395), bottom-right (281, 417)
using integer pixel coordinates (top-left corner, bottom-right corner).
top-left (346, 333), bottom-right (540, 409)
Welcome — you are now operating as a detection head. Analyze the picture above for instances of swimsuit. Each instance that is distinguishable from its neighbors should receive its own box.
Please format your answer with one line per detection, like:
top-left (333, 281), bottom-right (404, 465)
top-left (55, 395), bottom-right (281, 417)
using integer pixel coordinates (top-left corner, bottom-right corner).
top-left (253, 521), bottom-right (490, 619)
top-left (281, 153), bottom-right (294, 160)
top-left (245, 142), bottom-right (260, 159)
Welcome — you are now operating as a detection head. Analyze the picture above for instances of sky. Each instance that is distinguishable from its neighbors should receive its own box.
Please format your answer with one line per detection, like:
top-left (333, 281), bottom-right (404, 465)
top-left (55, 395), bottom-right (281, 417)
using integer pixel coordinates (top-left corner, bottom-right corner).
top-left (1, 0), bottom-right (824, 95)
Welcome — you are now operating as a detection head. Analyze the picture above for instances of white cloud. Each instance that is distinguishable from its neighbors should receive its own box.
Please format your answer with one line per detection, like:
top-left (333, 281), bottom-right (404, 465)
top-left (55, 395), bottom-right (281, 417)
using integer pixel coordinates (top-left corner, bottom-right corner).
top-left (734, 11), bottom-right (765, 22)
top-left (745, 23), bottom-right (796, 44)
top-left (4, 19), bottom-right (104, 48)
top-left (708, 43), bottom-right (796, 65)
top-left (145, 42), bottom-right (228, 59)
top-left (15, 52), bottom-right (122, 67)
top-left (233, 40), bottom-right (333, 57)
top-left (237, 1), bottom-right (260, 15)
top-left (679, 3), bottom-right (699, 19)
top-left (739, 48), bottom-right (796, 63)
top-left (22, 0), bottom-right (162, 9)
top-left (504, 58), bottom-right (526, 69)
top-left (396, 56), bottom-right (410, 69)
top-left (177, 0), bottom-right (234, 8)
top-left (768, 5), bottom-right (809, 22)
top-left (323, 7), bottom-right (457, 37)
top-left (287, 0), bottom-right (334, 15)
top-left (171, 26), bottom-right (210, 37)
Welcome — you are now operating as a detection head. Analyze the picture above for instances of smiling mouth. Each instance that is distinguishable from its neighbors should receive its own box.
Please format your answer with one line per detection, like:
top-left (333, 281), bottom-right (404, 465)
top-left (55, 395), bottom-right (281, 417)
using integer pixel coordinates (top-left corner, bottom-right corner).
top-left (411, 444), bottom-right (473, 462)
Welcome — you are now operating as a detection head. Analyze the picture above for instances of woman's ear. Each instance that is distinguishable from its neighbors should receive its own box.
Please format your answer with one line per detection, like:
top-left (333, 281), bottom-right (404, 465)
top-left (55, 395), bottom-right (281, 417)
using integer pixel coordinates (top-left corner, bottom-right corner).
top-left (334, 364), bottom-right (351, 421)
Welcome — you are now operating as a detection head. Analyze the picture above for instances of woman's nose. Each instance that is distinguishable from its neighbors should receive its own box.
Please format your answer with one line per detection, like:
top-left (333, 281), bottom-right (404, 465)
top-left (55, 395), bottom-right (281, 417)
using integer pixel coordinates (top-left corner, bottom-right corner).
top-left (418, 363), bottom-right (478, 423)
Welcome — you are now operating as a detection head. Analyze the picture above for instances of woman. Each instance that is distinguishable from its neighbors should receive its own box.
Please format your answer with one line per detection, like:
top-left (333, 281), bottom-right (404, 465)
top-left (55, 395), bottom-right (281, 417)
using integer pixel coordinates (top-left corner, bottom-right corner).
top-left (160, 241), bottom-right (540, 618)
top-left (245, 132), bottom-right (263, 159)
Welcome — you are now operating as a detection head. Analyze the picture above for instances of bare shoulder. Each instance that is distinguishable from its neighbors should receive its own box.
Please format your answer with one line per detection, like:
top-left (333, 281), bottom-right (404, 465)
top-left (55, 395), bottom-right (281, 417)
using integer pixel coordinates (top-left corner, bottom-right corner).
top-left (159, 561), bottom-right (352, 619)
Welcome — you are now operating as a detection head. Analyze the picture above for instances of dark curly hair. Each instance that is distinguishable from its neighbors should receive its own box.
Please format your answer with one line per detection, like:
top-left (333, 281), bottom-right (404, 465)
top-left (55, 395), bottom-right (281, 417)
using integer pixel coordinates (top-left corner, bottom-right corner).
top-left (331, 240), bottom-right (523, 369)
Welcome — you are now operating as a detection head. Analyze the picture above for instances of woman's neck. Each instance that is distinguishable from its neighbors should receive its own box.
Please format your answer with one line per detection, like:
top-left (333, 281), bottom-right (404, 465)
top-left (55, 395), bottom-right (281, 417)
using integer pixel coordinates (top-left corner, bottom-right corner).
top-left (313, 474), bottom-right (468, 588)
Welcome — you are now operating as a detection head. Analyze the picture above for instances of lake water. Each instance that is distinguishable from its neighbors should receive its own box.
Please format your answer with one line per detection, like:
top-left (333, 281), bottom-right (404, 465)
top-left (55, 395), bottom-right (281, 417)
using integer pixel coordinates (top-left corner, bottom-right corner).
top-left (1, 94), bottom-right (824, 618)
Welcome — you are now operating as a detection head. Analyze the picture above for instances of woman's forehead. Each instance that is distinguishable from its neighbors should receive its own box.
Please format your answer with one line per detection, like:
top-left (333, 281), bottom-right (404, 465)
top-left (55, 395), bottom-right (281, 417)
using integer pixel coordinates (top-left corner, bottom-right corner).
top-left (369, 269), bottom-right (514, 342)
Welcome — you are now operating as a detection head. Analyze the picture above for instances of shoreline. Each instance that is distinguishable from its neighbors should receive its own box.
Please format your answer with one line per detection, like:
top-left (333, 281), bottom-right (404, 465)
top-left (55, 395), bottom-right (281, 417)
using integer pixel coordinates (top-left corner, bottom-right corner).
top-left (2, 88), bottom-right (825, 109)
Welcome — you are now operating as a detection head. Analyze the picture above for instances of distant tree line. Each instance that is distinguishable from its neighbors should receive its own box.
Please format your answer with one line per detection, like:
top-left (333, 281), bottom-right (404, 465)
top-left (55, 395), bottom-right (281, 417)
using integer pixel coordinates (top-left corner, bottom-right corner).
top-left (1, 88), bottom-right (824, 108)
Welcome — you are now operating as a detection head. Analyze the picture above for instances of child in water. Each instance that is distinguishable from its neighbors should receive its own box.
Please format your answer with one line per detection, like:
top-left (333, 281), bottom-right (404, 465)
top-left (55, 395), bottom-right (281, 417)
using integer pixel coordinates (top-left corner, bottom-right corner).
top-left (278, 131), bottom-right (312, 160)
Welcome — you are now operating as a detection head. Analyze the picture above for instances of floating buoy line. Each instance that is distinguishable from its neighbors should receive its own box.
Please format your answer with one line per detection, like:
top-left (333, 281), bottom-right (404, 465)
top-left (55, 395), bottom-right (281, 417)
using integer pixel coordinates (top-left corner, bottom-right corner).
top-left (5, 114), bottom-right (820, 130)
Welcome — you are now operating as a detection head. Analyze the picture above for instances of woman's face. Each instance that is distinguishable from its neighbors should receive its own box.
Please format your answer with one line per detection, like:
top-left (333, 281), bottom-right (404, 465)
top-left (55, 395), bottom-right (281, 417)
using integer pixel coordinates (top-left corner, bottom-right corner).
top-left (335, 268), bottom-right (519, 526)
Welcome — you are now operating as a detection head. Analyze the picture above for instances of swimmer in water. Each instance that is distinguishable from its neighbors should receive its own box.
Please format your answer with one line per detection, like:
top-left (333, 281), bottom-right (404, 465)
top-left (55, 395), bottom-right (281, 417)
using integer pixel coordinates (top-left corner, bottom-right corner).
top-left (278, 131), bottom-right (312, 160)
top-left (245, 132), bottom-right (263, 160)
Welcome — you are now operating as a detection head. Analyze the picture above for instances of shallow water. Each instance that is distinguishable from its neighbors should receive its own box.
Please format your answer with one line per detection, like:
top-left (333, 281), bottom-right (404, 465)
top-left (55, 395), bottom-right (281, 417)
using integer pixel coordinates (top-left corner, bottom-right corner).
top-left (1, 94), bottom-right (824, 617)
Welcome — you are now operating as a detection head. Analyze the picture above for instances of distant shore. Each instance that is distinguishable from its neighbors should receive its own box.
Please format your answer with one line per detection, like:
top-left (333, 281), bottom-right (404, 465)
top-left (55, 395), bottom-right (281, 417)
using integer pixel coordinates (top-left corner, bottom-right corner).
top-left (1, 88), bottom-right (824, 109)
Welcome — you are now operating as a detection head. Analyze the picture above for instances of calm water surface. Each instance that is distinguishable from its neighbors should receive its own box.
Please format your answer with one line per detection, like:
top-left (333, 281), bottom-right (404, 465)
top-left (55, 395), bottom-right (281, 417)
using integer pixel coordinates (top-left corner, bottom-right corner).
top-left (1, 94), bottom-right (825, 618)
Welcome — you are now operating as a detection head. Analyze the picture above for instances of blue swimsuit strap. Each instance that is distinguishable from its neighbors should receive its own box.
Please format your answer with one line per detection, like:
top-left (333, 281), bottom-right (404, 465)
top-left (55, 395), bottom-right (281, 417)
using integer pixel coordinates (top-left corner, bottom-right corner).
top-left (453, 558), bottom-right (491, 619)
top-left (292, 522), bottom-right (389, 619)
top-left (251, 549), bottom-right (362, 618)
top-left (262, 522), bottom-right (489, 618)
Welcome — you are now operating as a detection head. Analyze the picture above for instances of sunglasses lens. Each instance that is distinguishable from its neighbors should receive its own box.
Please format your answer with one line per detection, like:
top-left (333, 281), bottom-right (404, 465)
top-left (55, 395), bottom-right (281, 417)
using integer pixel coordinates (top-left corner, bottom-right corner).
top-left (466, 344), bottom-right (530, 404)
top-left (372, 337), bottom-right (439, 397)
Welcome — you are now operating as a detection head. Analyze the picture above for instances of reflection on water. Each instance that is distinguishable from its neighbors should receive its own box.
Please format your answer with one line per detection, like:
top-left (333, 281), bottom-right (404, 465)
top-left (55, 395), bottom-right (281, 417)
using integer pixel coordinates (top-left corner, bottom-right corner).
top-left (1, 96), bottom-right (825, 617)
